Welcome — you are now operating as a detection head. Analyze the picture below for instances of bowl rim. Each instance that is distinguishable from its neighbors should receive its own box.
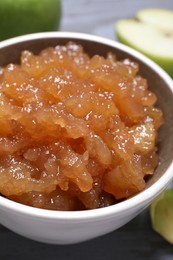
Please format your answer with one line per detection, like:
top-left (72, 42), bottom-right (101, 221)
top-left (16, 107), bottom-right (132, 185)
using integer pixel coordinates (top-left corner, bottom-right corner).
top-left (0, 31), bottom-right (173, 221)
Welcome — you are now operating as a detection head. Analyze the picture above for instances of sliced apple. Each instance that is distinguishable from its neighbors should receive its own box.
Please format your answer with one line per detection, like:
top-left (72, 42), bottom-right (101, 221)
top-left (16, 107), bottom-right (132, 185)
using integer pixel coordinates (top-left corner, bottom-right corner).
top-left (150, 190), bottom-right (173, 244)
top-left (137, 9), bottom-right (173, 33)
top-left (116, 9), bottom-right (173, 77)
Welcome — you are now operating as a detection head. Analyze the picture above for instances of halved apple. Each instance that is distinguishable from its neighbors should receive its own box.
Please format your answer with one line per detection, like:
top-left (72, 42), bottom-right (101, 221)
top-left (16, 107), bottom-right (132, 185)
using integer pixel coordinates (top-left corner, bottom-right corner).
top-left (116, 9), bottom-right (173, 77)
top-left (150, 190), bottom-right (173, 244)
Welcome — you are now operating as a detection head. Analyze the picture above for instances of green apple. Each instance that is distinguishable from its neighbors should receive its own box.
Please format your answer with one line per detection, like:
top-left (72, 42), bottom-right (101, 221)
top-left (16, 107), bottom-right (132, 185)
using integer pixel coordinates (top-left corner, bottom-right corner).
top-left (150, 190), bottom-right (173, 244)
top-left (0, 0), bottom-right (61, 41)
top-left (116, 9), bottom-right (173, 77)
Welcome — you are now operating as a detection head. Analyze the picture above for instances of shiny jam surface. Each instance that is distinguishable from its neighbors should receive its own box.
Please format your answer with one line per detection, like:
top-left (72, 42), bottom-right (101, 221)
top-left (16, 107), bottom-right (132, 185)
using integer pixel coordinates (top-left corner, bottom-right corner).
top-left (0, 42), bottom-right (163, 210)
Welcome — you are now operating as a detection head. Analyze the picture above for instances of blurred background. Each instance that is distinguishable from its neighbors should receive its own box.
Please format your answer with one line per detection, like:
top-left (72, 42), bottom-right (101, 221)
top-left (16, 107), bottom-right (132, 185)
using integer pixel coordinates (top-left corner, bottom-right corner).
top-left (1, 0), bottom-right (172, 41)
top-left (61, 0), bottom-right (173, 39)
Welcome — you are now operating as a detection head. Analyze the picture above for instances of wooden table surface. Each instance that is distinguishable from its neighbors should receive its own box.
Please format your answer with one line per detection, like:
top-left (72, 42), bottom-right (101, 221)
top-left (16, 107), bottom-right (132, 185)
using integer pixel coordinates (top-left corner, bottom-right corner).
top-left (1, 0), bottom-right (173, 259)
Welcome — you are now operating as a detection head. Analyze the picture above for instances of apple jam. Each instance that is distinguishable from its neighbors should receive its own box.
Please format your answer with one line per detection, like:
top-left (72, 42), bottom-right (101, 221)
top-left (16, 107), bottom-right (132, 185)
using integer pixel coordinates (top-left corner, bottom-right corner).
top-left (0, 42), bottom-right (163, 210)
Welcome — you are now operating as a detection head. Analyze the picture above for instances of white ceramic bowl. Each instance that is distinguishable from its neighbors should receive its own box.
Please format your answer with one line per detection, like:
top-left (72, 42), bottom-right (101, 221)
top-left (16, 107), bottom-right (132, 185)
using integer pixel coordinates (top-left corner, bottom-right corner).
top-left (0, 32), bottom-right (173, 245)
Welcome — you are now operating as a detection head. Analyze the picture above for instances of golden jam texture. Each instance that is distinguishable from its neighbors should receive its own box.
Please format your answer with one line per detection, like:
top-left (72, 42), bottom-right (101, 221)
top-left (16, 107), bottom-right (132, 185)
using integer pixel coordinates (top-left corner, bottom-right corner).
top-left (0, 42), bottom-right (163, 210)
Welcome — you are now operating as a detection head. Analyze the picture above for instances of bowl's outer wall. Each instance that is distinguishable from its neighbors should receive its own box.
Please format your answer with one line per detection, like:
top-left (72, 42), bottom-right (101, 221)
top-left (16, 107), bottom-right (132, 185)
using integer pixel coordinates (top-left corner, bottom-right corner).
top-left (0, 202), bottom-right (144, 244)
top-left (0, 34), bottom-right (173, 244)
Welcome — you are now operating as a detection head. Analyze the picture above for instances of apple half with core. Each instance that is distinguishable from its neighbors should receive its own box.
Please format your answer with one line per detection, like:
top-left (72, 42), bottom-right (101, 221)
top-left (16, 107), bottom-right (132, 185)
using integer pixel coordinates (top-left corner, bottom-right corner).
top-left (0, 0), bottom-right (61, 41)
top-left (116, 9), bottom-right (173, 77)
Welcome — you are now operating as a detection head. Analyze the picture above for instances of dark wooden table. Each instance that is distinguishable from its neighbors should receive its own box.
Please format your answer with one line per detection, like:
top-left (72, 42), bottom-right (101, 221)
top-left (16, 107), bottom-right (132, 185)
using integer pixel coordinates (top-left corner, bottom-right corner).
top-left (1, 0), bottom-right (173, 259)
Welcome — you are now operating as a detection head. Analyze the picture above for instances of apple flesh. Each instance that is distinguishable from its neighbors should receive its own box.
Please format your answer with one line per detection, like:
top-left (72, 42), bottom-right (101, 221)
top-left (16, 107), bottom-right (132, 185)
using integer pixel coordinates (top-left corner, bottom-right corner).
top-left (0, 0), bottom-right (61, 41)
top-left (137, 9), bottom-right (173, 33)
top-left (150, 190), bottom-right (173, 244)
top-left (116, 9), bottom-right (173, 77)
